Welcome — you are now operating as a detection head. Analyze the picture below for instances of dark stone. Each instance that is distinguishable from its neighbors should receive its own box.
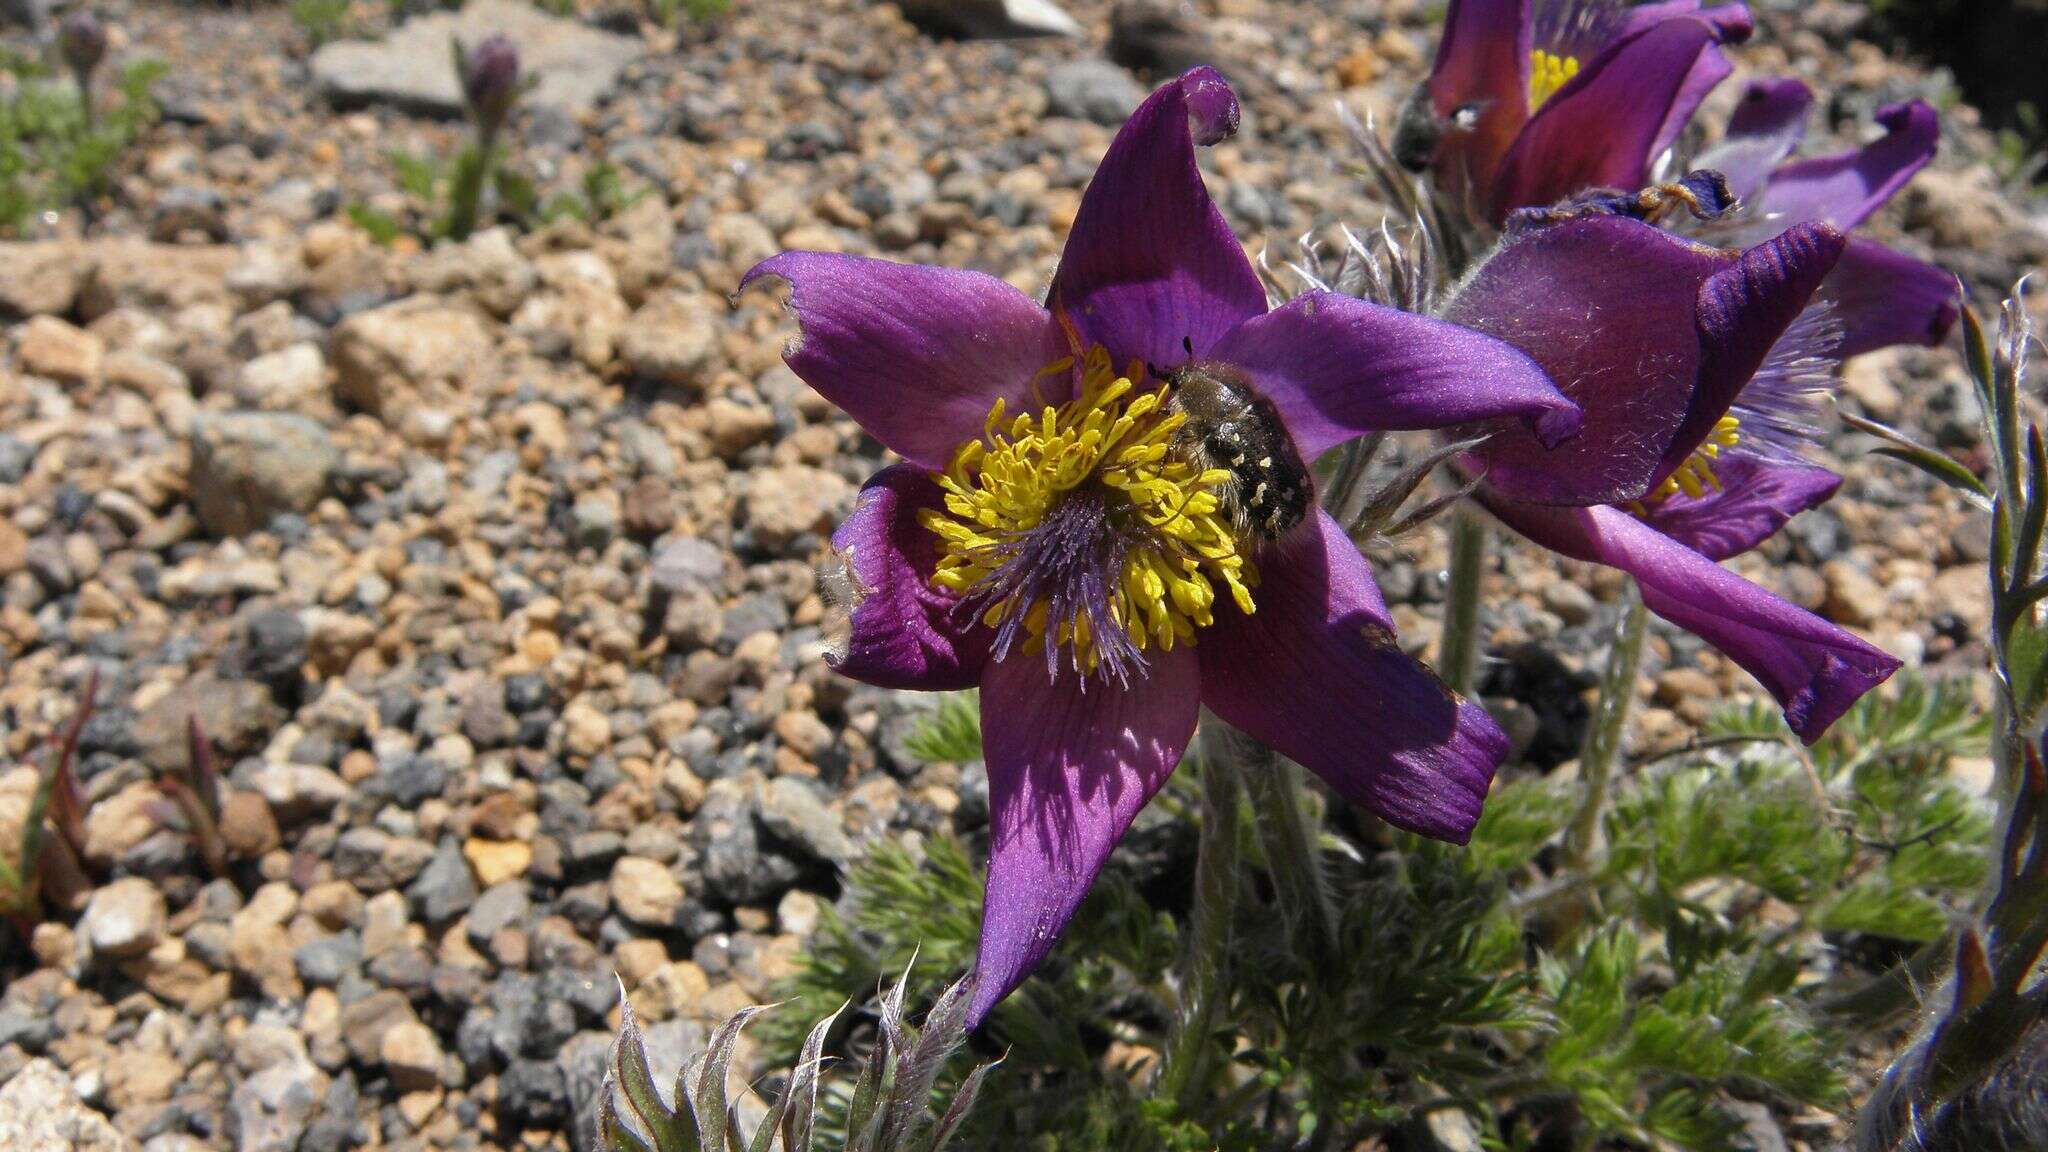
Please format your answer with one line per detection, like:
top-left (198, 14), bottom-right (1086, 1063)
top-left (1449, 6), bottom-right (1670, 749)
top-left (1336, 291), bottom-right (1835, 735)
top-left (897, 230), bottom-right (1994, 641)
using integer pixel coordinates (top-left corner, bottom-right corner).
top-left (497, 1059), bottom-right (570, 1129)
top-left (0, 435), bottom-right (34, 484)
top-left (407, 838), bottom-right (478, 927)
top-left (380, 755), bottom-right (449, 808)
top-left (491, 974), bottom-right (579, 1062)
top-left (298, 1073), bottom-right (360, 1152)
top-left (235, 608), bottom-right (309, 685)
top-left (504, 673), bottom-right (551, 714)
top-left (1479, 643), bottom-right (1598, 770)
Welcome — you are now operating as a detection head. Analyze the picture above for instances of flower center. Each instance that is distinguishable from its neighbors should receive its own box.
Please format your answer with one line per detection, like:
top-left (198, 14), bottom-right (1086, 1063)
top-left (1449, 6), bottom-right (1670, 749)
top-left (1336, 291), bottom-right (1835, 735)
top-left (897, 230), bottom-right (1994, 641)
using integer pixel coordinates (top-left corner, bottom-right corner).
top-left (1528, 50), bottom-right (1580, 110)
top-left (920, 344), bottom-right (1258, 686)
top-left (1634, 415), bottom-right (1742, 511)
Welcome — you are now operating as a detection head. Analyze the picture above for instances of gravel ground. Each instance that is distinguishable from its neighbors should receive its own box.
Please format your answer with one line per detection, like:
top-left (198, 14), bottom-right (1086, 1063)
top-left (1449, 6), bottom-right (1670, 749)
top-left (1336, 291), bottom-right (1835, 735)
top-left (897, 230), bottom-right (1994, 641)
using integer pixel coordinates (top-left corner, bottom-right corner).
top-left (1, 0), bottom-right (2045, 1148)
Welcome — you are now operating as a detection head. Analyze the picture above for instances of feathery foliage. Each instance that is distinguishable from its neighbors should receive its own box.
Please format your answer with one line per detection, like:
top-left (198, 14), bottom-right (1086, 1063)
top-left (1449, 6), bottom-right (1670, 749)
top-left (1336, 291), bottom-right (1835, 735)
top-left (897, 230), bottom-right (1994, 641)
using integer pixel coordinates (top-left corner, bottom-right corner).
top-left (0, 51), bottom-right (165, 234)
top-left (760, 676), bottom-right (1991, 1150)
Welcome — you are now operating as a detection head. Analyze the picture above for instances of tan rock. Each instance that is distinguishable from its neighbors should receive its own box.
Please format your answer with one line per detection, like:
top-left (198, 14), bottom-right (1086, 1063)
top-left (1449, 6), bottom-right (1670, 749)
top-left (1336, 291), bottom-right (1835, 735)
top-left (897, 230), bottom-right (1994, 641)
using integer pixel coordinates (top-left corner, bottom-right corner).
top-left (1822, 560), bottom-right (1886, 629)
top-left (16, 315), bottom-right (104, 383)
top-left (331, 297), bottom-right (494, 418)
top-left (77, 239), bottom-right (236, 319)
top-left (0, 241), bottom-right (89, 316)
top-left (220, 791), bottom-right (283, 860)
top-left (463, 837), bottom-right (532, 887)
top-left (743, 464), bottom-right (852, 553)
top-left (81, 877), bottom-right (167, 960)
top-left (610, 856), bottom-right (685, 927)
top-left (619, 290), bottom-right (720, 391)
top-left (0, 520), bottom-right (26, 578)
top-left (0, 1058), bottom-right (132, 1152)
top-left (380, 1021), bottom-right (444, 1091)
top-left (561, 699), bottom-right (612, 759)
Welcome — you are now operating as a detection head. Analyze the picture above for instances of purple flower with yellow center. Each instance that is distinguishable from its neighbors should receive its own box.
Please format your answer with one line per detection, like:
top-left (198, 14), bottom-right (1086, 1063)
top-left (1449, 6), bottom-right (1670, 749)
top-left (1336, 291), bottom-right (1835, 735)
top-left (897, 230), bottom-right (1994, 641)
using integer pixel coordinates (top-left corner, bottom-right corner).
top-left (1409, 0), bottom-right (1753, 225)
top-left (1692, 78), bottom-right (1956, 357)
top-left (743, 68), bottom-right (1582, 1025)
top-left (1443, 211), bottom-right (1901, 740)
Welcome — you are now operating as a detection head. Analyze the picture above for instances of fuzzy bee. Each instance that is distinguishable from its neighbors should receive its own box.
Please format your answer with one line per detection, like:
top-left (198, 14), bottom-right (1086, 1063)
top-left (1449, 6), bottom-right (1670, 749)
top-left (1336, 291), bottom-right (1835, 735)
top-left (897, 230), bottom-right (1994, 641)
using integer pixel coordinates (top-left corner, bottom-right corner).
top-left (1390, 81), bottom-right (1486, 172)
top-left (1158, 345), bottom-right (1311, 542)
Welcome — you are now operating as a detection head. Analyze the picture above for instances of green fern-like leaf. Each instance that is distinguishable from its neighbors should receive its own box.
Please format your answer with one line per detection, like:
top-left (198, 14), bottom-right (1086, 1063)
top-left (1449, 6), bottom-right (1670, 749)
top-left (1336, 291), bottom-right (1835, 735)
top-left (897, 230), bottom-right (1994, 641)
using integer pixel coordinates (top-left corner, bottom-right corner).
top-left (902, 694), bottom-right (981, 764)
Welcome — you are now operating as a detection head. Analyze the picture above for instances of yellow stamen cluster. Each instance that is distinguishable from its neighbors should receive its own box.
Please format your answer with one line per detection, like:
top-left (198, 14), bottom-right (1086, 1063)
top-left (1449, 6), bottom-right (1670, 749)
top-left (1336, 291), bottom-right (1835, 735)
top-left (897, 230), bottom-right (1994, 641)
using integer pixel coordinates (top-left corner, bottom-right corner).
top-left (920, 345), bottom-right (1257, 675)
top-left (1529, 50), bottom-right (1580, 110)
top-left (1637, 415), bottom-right (1742, 510)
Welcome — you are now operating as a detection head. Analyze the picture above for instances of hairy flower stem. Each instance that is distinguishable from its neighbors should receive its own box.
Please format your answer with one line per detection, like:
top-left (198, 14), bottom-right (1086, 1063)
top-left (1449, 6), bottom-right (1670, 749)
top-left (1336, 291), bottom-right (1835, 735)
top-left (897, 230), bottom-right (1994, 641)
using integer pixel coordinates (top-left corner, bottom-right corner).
top-left (1237, 734), bottom-right (1337, 965)
top-left (1565, 580), bottom-right (1648, 870)
top-left (1438, 511), bottom-right (1488, 696)
top-left (1156, 720), bottom-right (1242, 1111)
top-left (444, 135), bottom-right (497, 243)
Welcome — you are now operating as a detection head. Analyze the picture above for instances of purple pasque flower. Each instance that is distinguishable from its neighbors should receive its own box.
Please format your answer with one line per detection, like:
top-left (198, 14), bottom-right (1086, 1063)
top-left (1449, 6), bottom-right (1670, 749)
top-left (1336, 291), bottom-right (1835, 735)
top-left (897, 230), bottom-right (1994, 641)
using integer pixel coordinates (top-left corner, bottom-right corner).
top-left (1444, 210), bottom-right (1900, 741)
top-left (455, 34), bottom-right (522, 139)
top-left (1692, 78), bottom-right (1957, 357)
top-left (743, 68), bottom-right (1582, 1026)
top-left (1412, 0), bottom-right (1752, 226)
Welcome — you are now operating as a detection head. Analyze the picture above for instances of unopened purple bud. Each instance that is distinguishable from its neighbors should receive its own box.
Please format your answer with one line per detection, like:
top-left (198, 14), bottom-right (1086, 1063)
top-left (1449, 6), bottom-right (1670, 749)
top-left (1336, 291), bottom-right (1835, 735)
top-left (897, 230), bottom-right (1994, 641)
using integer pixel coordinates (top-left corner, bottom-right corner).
top-left (60, 10), bottom-right (108, 78)
top-left (458, 34), bottom-right (521, 135)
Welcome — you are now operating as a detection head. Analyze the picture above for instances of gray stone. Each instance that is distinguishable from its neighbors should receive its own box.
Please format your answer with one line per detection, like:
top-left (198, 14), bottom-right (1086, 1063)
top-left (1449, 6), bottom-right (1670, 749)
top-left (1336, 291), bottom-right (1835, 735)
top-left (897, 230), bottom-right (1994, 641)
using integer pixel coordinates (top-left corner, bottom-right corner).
top-left (407, 838), bottom-right (478, 926)
top-left (0, 434), bottom-right (33, 484)
top-left (467, 880), bottom-right (531, 944)
top-left (311, 0), bottom-right (642, 118)
top-left (189, 412), bottom-right (339, 537)
top-left (228, 1059), bottom-right (326, 1152)
top-left (759, 777), bottom-right (853, 865)
top-left (294, 932), bottom-right (363, 986)
top-left (650, 537), bottom-right (729, 598)
top-left (1045, 59), bottom-right (1145, 126)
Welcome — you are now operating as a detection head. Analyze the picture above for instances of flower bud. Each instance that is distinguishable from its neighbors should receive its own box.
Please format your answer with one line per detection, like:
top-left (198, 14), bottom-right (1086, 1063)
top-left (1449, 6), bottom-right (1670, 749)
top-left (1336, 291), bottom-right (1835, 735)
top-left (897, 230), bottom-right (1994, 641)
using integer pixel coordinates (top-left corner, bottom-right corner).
top-left (457, 34), bottom-right (521, 136)
top-left (60, 10), bottom-right (107, 79)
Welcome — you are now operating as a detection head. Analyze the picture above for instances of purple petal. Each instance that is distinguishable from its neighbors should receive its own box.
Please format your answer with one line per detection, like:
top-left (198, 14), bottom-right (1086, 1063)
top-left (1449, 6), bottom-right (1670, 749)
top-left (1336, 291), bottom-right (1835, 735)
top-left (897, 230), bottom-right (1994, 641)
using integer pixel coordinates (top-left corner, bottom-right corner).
top-left (1651, 41), bottom-right (1734, 162)
top-left (1491, 18), bottom-right (1723, 221)
top-left (1483, 496), bottom-right (1898, 741)
top-left (1825, 238), bottom-right (1961, 357)
top-left (1445, 216), bottom-right (1725, 505)
top-left (1756, 101), bottom-right (1939, 231)
top-left (1426, 0), bottom-right (1532, 209)
top-left (1198, 510), bottom-right (1506, 842)
top-left (827, 464), bottom-right (989, 691)
top-left (1637, 453), bottom-right (1841, 561)
top-left (1204, 290), bottom-right (1581, 460)
top-left (1654, 221), bottom-right (1845, 488)
top-left (1616, 1), bottom-right (1753, 40)
top-left (1694, 78), bottom-right (1814, 203)
top-left (743, 253), bottom-right (1065, 470)
top-left (1048, 66), bottom-right (1265, 370)
top-left (969, 647), bottom-right (1200, 1027)
top-left (1615, 3), bottom-right (1753, 161)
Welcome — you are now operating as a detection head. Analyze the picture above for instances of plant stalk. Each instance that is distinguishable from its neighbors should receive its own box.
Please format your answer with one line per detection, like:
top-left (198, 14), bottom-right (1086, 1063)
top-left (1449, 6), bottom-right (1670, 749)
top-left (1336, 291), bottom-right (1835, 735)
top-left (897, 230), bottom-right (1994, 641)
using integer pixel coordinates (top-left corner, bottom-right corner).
top-left (1439, 510), bottom-right (1488, 696)
top-left (445, 131), bottom-right (498, 242)
top-left (1565, 579), bottom-right (1648, 870)
top-left (1156, 720), bottom-right (1242, 1110)
top-left (1235, 732), bottom-right (1337, 964)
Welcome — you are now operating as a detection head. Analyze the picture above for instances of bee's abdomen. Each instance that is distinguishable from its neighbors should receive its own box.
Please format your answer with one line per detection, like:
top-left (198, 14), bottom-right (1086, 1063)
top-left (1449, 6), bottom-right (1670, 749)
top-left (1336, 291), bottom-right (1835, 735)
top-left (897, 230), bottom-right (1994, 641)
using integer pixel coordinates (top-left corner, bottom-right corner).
top-left (1205, 420), bottom-right (1308, 541)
